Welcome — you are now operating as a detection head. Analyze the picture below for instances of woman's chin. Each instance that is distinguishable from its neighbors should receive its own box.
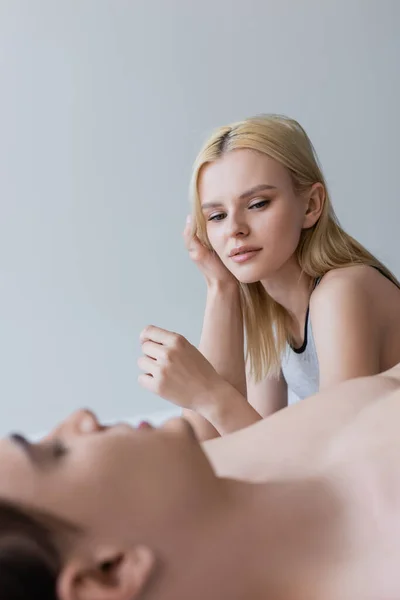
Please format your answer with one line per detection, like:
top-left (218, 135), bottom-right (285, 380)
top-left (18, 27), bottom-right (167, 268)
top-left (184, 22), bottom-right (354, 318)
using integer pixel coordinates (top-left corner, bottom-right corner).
top-left (235, 273), bottom-right (264, 285)
top-left (232, 263), bottom-right (280, 285)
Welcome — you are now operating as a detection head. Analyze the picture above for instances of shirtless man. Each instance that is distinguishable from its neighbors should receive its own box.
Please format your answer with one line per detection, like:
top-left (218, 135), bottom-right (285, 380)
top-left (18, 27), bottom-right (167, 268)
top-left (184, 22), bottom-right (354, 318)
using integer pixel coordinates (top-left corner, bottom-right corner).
top-left (0, 365), bottom-right (399, 599)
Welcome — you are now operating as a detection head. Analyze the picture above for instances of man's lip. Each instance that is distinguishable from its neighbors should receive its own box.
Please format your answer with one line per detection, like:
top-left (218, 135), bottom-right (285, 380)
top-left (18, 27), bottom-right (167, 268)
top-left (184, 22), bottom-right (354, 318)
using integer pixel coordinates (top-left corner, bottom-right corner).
top-left (137, 421), bottom-right (153, 430)
top-left (229, 246), bottom-right (262, 257)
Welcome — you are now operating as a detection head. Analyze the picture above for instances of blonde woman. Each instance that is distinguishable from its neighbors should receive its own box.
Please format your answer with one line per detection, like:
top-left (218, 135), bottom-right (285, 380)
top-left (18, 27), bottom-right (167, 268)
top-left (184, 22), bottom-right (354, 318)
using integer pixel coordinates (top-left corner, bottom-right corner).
top-left (139, 114), bottom-right (400, 440)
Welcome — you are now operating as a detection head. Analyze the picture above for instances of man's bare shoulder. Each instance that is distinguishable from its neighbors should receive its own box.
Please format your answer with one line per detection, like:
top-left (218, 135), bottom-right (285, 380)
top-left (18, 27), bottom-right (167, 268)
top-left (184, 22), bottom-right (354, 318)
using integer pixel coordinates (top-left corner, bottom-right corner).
top-left (378, 362), bottom-right (400, 385)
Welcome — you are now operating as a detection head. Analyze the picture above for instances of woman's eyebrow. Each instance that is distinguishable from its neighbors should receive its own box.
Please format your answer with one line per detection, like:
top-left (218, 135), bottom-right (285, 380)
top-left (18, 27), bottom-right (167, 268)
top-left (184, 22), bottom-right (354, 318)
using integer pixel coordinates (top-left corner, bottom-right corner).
top-left (201, 183), bottom-right (277, 209)
top-left (238, 183), bottom-right (277, 200)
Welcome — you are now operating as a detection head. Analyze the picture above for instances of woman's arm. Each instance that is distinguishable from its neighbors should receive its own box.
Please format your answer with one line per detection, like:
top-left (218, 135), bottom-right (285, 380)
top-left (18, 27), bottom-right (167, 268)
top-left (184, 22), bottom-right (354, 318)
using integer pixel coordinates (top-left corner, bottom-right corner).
top-left (246, 369), bottom-right (288, 417)
top-left (310, 271), bottom-right (380, 390)
top-left (181, 216), bottom-right (249, 440)
top-left (139, 325), bottom-right (262, 435)
top-left (183, 281), bottom-right (247, 440)
top-left (199, 282), bottom-right (247, 395)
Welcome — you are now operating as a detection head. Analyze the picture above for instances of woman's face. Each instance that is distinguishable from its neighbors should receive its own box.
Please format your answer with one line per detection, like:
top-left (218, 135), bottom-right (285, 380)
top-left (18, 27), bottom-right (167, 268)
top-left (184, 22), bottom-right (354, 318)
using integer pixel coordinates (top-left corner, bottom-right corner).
top-left (0, 413), bottom-right (214, 544)
top-left (198, 149), bottom-right (309, 283)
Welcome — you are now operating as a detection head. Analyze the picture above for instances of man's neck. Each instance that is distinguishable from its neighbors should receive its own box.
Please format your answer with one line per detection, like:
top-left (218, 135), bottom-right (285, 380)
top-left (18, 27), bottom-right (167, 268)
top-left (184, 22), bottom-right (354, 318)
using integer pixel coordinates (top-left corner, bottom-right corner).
top-left (146, 476), bottom-right (341, 600)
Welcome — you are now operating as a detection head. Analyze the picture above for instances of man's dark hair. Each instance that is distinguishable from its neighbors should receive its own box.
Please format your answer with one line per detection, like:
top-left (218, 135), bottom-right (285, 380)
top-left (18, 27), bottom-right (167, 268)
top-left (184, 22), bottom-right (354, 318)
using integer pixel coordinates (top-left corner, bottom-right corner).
top-left (0, 499), bottom-right (76, 600)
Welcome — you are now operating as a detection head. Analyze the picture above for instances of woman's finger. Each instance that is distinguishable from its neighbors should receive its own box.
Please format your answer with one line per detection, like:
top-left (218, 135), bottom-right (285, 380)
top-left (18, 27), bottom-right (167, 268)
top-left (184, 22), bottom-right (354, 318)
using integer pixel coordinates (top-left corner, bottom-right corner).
top-left (137, 355), bottom-right (159, 376)
top-left (183, 215), bottom-right (192, 237)
top-left (138, 372), bottom-right (157, 392)
top-left (183, 216), bottom-right (202, 251)
top-left (140, 325), bottom-right (181, 346)
top-left (141, 340), bottom-right (165, 360)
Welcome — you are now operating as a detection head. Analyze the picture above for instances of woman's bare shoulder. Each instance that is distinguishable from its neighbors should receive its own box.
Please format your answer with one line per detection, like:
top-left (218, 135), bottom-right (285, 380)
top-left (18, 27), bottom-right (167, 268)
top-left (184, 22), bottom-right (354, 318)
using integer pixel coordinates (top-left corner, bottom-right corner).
top-left (315, 264), bottom-right (397, 291)
top-left (311, 265), bottom-right (400, 312)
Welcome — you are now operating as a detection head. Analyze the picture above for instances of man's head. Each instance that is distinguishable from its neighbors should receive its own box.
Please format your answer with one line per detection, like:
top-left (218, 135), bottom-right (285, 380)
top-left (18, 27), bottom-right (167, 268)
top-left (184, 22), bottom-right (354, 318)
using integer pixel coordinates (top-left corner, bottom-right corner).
top-left (0, 411), bottom-right (222, 599)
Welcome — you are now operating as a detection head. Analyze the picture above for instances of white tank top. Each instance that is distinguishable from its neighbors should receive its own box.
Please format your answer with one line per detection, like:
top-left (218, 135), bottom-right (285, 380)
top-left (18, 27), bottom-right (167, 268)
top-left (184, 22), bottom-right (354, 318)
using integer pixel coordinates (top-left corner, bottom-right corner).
top-left (281, 278), bottom-right (321, 404)
top-left (281, 305), bottom-right (320, 403)
top-left (280, 267), bottom-right (397, 403)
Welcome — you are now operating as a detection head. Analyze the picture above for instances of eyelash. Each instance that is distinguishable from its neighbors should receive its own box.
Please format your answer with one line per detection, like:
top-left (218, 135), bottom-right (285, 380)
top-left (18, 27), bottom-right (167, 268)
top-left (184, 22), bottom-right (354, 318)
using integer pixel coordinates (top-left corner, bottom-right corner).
top-left (208, 199), bottom-right (269, 222)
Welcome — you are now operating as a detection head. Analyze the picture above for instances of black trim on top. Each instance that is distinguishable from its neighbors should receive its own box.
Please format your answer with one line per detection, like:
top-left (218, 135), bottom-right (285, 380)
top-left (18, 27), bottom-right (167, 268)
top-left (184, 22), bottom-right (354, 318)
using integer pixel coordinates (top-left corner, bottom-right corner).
top-left (290, 306), bottom-right (310, 354)
top-left (288, 266), bottom-right (398, 355)
top-left (289, 277), bottom-right (321, 354)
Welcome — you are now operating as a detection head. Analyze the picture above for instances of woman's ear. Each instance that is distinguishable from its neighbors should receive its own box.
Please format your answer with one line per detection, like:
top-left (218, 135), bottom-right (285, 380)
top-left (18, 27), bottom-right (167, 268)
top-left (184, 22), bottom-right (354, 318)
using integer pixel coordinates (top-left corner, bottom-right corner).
top-left (302, 183), bottom-right (325, 229)
top-left (58, 545), bottom-right (156, 600)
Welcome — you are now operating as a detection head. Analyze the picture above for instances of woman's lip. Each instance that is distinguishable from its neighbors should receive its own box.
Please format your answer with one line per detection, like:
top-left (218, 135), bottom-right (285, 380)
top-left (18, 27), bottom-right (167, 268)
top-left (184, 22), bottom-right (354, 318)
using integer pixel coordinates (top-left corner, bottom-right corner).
top-left (229, 246), bottom-right (261, 257)
top-left (230, 249), bottom-right (261, 263)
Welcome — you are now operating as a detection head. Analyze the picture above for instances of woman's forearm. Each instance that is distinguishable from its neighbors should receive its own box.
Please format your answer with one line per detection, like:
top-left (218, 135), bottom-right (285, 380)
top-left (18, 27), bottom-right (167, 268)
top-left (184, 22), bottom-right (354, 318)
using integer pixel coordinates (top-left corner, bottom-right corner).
top-left (183, 281), bottom-right (248, 441)
top-left (183, 380), bottom-right (260, 441)
top-left (200, 379), bottom-right (262, 435)
top-left (199, 281), bottom-right (247, 397)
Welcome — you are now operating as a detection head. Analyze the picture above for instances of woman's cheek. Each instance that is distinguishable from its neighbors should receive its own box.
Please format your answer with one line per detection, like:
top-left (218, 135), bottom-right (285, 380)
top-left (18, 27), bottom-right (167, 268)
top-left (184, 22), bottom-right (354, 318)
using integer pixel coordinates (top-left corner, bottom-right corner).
top-left (205, 226), bottom-right (218, 251)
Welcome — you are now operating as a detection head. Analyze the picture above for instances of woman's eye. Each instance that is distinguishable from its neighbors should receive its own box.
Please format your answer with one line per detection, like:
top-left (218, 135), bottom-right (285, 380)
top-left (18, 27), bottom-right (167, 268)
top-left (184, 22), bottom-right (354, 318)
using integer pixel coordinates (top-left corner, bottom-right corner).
top-left (249, 199), bottom-right (269, 210)
top-left (208, 213), bottom-right (226, 222)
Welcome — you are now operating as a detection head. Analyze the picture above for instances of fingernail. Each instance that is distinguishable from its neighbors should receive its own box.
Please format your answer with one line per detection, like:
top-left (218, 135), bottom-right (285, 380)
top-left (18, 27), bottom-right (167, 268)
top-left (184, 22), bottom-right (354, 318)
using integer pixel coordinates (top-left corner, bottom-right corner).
top-left (186, 215), bottom-right (192, 224)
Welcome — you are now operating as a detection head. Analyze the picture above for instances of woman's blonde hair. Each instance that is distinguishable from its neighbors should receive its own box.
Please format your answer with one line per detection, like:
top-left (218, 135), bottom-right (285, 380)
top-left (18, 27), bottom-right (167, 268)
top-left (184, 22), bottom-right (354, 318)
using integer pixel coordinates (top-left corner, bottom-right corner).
top-left (190, 114), bottom-right (399, 381)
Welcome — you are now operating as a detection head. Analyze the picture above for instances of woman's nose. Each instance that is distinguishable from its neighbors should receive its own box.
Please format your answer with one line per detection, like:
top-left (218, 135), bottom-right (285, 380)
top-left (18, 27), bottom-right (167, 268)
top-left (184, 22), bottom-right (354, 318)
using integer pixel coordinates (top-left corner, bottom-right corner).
top-left (226, 213), bottom-right (250, 238)
top-left (44, 409), bottom-right (102, 441)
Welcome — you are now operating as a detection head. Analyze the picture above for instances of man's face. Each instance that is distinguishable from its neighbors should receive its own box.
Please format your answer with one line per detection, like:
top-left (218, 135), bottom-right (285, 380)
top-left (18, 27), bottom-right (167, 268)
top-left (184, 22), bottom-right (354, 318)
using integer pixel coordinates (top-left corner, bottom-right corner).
top-left (0, 412), bottom-right (216, 544)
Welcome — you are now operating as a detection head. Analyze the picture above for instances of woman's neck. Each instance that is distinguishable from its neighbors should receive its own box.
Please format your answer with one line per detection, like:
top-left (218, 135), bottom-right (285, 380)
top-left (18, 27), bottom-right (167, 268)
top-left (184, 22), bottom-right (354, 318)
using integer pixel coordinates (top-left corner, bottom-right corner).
top-left (261, 258), bottom-right (314, 342)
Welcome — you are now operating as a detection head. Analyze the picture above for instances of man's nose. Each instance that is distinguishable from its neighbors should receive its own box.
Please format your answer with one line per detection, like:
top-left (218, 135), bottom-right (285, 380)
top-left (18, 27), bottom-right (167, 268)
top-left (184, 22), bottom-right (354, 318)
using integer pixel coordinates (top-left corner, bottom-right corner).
top-left (43, 409), bottom-right (102, 441)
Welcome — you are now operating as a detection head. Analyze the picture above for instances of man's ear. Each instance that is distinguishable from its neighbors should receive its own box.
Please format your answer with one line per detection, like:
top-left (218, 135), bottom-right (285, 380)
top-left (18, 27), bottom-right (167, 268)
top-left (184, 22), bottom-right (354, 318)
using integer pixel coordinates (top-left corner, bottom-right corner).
top-left (302, 182), bottom-right (325, 229)
top-left (57, 545), bottom-right (156, 600)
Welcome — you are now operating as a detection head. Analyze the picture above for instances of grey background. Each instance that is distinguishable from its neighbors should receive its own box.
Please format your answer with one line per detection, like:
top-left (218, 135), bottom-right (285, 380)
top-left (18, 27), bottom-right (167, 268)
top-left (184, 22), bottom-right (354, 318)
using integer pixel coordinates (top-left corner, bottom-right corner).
top-left (1, 0), bottom-right (399, 435)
